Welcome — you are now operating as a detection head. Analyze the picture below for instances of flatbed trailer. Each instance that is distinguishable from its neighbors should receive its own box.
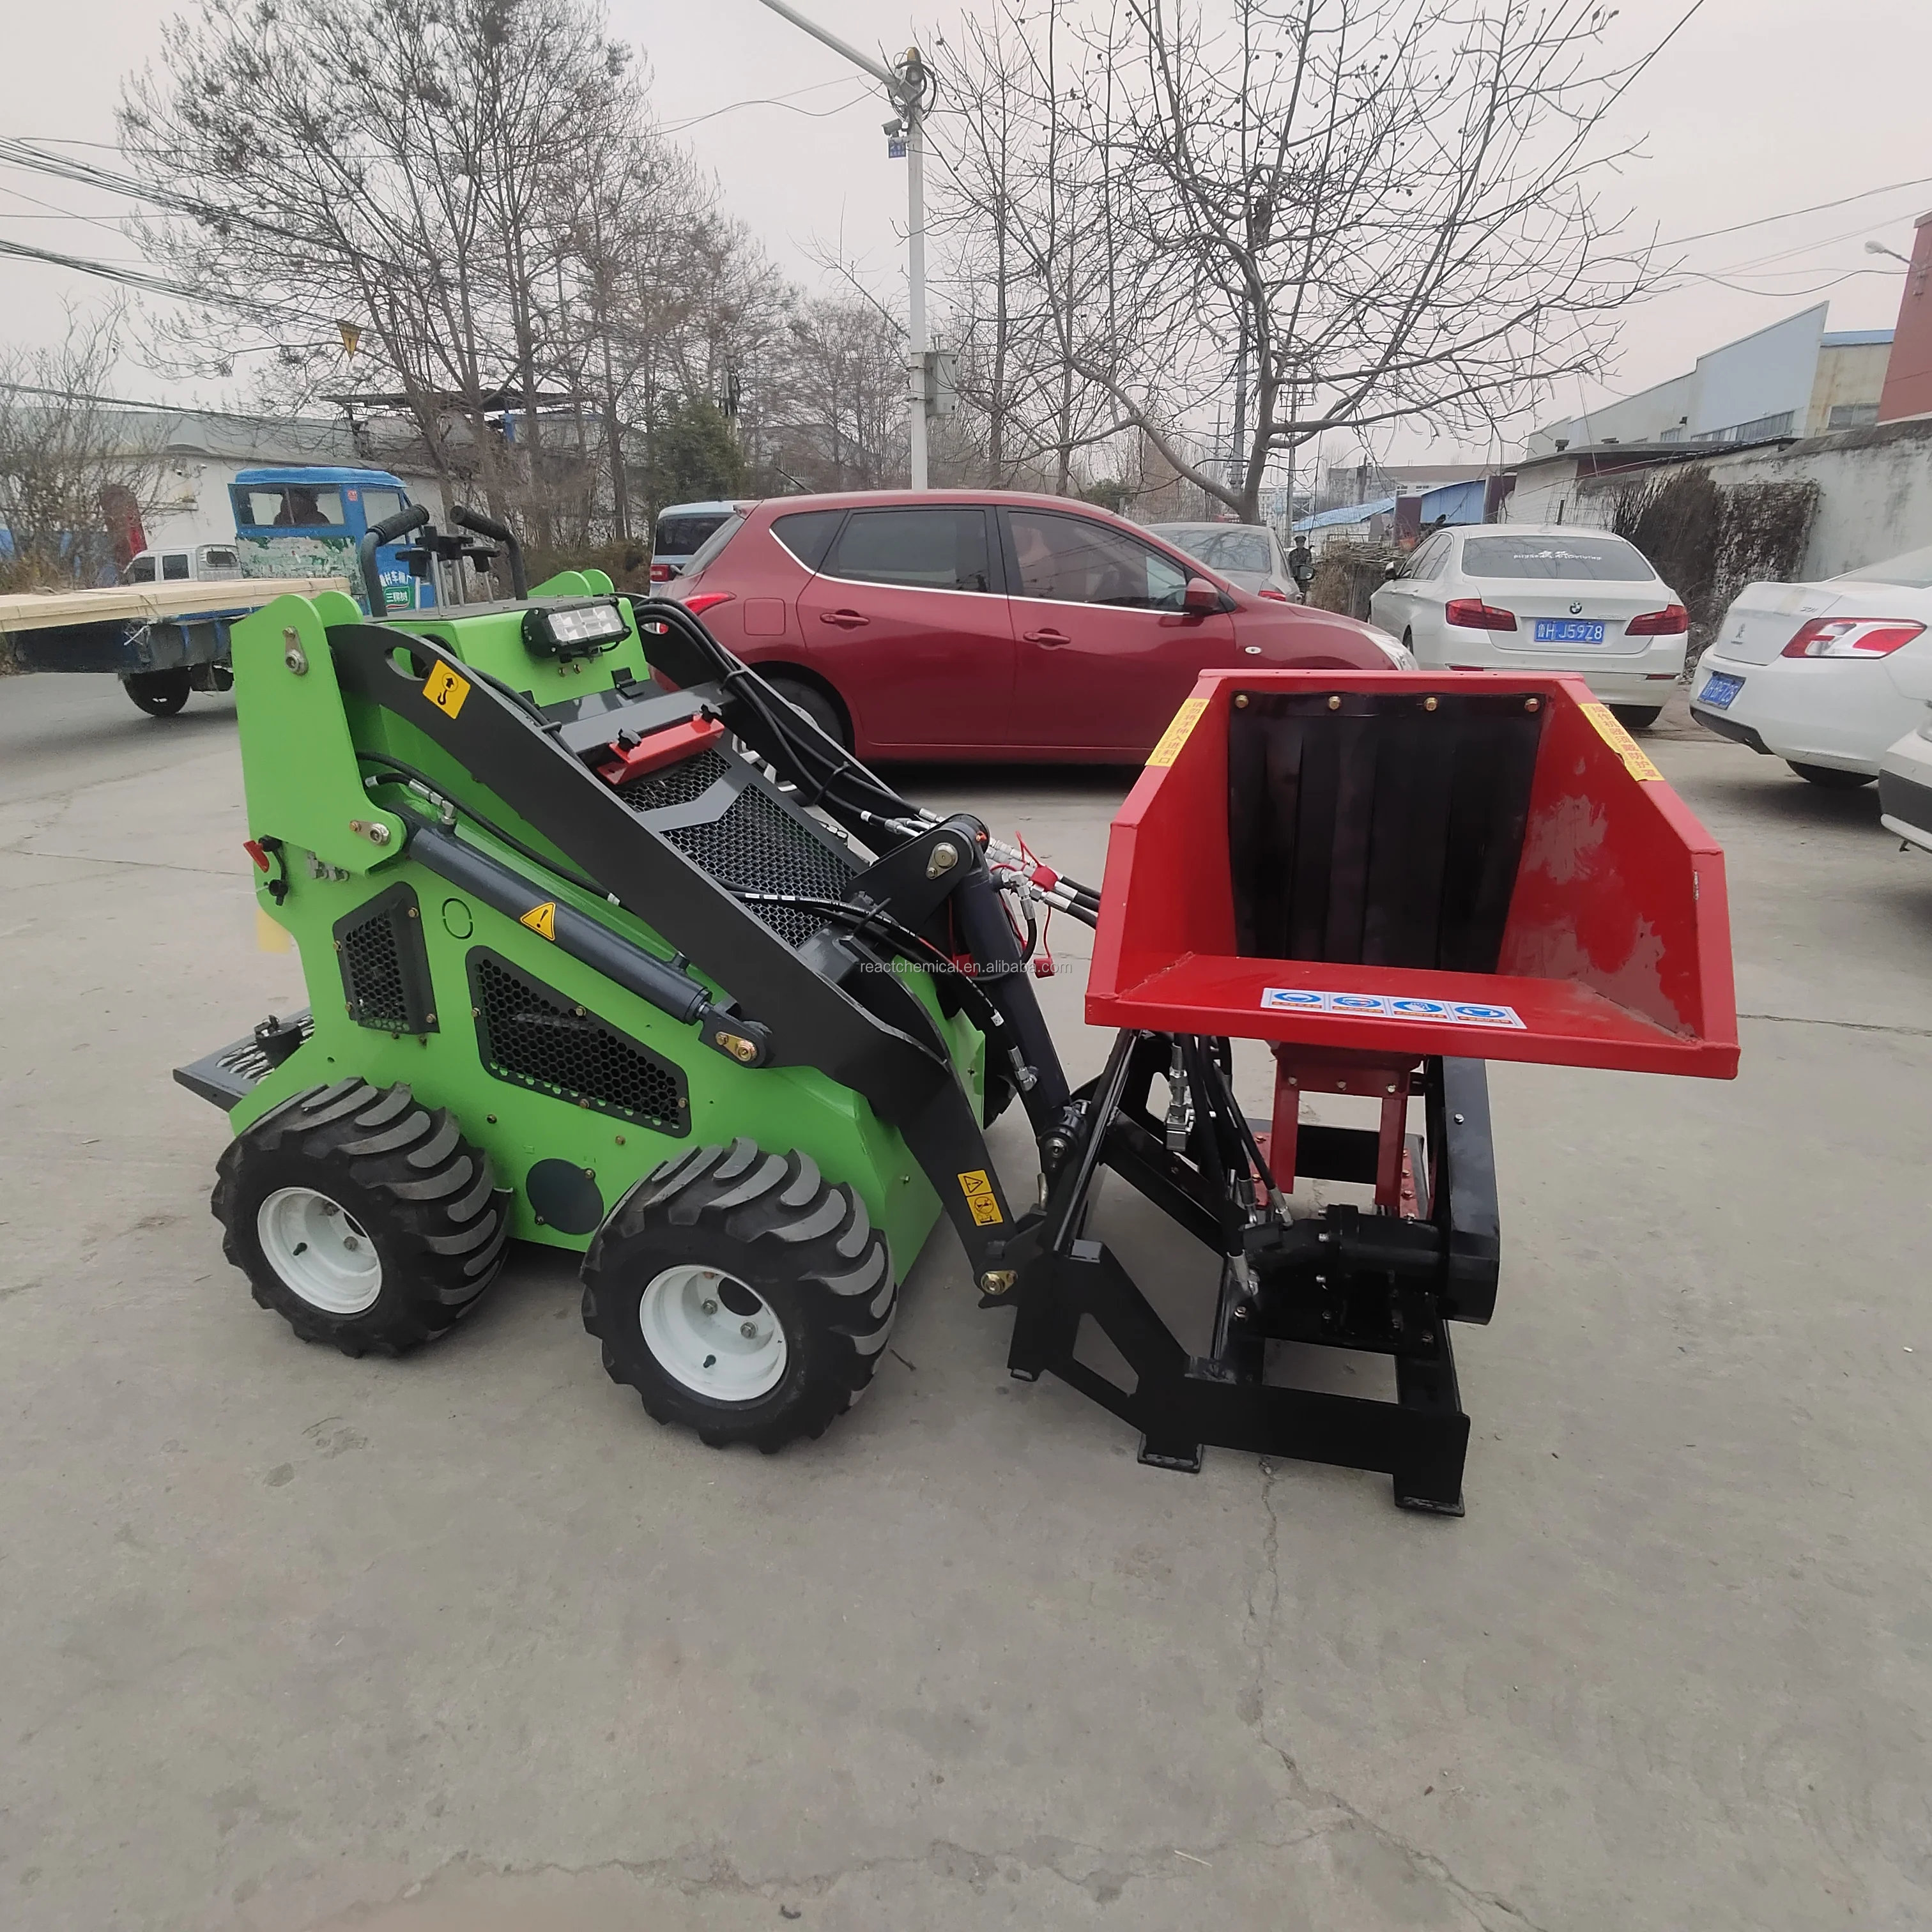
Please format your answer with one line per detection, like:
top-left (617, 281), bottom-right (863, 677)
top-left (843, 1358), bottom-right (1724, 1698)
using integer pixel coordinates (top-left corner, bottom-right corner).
top-left (0, 576), bottom-right (348, 716)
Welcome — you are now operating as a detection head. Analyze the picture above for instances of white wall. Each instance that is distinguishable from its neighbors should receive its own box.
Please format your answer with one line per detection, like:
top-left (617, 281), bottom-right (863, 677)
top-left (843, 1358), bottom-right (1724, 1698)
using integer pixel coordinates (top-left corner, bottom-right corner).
top-left (1567, 420), bottom-right (1932, 579)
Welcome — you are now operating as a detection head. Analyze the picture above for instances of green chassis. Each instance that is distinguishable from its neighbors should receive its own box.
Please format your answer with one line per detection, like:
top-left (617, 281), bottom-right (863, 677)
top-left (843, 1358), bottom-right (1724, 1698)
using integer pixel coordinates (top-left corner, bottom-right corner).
top-left (214, 569), bottom-right (985, 1276)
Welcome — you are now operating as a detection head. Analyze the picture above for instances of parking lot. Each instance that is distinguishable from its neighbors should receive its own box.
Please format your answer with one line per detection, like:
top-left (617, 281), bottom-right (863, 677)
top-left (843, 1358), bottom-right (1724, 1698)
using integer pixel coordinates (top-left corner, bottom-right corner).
top-left (3, 671), bottom-right (1929, 1931)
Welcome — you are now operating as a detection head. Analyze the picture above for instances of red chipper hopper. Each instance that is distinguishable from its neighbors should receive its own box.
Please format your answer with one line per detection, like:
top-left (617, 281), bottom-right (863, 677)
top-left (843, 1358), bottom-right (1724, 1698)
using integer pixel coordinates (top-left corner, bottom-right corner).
top-left (1002, 671), bottom-right (1737, 1512)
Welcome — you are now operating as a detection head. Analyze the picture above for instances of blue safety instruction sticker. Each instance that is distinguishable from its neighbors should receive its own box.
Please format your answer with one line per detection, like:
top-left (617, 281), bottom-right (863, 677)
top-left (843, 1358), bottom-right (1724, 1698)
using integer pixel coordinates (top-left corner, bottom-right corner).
top-left (1261, 988), bottom-right (1526, 1029)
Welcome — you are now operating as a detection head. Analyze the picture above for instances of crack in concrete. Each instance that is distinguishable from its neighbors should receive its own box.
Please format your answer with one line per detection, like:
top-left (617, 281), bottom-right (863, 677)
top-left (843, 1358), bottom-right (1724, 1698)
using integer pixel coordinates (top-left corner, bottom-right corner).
top-left (1736, 1010), bottom-right (1932, 1039)
top-left (1239, 1462), bottom-right (1552, 1932)
top-left (323, 1833), bottom-right (1212, 1924)
top-left (0, 841), bottom-right (243, 879)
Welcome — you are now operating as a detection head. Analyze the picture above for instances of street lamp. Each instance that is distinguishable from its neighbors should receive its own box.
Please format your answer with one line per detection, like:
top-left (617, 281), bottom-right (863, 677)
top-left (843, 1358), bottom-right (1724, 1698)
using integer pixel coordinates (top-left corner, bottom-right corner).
top-left (1865, 240), bottom-right (1913, 267)
top-left (755, 0), bottom-right (936, 489)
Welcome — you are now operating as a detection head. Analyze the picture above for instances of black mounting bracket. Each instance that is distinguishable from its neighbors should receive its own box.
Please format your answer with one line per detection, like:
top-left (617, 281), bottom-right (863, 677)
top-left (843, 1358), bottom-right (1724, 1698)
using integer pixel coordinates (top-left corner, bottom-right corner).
top-left (1002, 1029), bottom-right (1497, 1513)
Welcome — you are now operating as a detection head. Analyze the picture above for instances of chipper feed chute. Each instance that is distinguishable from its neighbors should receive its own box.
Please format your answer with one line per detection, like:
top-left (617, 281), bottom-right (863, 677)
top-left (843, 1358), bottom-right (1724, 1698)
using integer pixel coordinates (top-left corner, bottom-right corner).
top-left (176, 510), bottom-right (1735, 1512)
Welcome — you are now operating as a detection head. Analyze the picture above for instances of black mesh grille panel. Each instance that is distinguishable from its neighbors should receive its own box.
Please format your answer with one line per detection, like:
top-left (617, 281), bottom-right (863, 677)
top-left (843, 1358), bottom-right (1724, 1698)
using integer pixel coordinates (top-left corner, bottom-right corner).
top-left (342, 913), bottom-right (404, 1023)
top-left (468, 950), bottom-right (687, 1131)
top-left (334, 883), bottom-right (437, 1033)
top-left (617, 748), bottom-right (732, 812)
top-left (660, 785), bottom-right (859, 947)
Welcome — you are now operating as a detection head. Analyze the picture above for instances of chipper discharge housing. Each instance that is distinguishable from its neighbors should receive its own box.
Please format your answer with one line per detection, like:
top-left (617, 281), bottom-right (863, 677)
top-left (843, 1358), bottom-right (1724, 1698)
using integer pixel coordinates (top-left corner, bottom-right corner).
top-left (177, 507), bottom-right (1735, 1509)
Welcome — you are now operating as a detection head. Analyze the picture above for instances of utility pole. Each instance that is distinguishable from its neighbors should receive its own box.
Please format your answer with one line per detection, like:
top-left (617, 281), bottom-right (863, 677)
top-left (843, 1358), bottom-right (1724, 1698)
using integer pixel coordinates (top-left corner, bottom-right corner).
top-left (755, 1), bottom-right (935, 489)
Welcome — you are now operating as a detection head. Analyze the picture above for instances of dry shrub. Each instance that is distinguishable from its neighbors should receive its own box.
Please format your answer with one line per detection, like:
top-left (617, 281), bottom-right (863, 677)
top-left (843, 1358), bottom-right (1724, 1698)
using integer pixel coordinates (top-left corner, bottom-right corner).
top-left (1307, 540), bottom-right (1402, 620)
top-left (1609, 467), bottom-right (1818, 659)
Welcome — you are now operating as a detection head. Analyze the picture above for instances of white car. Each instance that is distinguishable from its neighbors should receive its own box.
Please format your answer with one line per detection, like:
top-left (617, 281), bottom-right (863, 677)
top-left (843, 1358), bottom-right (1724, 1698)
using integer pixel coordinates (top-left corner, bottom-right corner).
top-left (1368, 524), bottom-right (1688, 727)
top-left (1879, 723), bottom-right (1932, 846)
top-left (1689, 544), bottom-right (1932, 789)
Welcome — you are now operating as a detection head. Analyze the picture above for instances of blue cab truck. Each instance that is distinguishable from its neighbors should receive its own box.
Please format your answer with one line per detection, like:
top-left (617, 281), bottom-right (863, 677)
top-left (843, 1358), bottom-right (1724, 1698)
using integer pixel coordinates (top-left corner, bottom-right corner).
top-left (229, 467), bottom-right (436, 615)
top-left (3, 467), bottom-right (434, 716)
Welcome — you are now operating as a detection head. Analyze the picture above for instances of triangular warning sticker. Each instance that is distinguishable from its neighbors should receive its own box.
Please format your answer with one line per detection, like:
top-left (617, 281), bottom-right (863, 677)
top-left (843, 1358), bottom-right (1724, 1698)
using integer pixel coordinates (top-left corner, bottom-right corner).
top-left (519, 901), bottom-right (557, 941)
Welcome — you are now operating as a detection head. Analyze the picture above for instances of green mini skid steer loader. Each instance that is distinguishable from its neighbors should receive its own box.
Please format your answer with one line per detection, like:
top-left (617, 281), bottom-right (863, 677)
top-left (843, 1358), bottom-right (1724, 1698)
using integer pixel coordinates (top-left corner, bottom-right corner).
top-left (178, 502), bottom-right (1737, 1506)
top-left (177, 503), bottom-right (1063, 1452)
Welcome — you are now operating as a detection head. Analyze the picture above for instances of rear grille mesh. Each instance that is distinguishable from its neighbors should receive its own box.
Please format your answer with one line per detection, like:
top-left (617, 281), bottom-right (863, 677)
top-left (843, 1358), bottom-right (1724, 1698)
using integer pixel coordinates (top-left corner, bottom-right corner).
top-left (340, 909), bottom-right (406, 1026)
top-left (618, 750), bottom-right (861, 949)
top-left (659, 786), bottom-right (858, 947)
top-left (334, 883), bottom-right (436, 1033)
top-left (469, 951), bottom-right (687, 1131)
top-left (617, 748), bottom-right (733, 812)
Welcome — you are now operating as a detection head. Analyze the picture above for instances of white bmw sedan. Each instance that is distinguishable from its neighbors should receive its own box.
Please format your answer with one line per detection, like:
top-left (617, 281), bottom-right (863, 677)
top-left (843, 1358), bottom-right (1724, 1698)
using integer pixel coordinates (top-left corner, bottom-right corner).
top-left (1689, 545), bottom-right (1932, 789)
top-left (1368, 524), bottom-right (1689, 728)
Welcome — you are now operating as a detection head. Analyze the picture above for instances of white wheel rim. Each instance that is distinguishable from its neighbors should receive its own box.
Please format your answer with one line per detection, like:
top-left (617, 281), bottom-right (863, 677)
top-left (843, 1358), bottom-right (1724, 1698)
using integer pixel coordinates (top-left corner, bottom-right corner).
top-left (257, 1186), bottom-right (383, 1315)
top-left (639, 1264), bottom-right (788, 1402)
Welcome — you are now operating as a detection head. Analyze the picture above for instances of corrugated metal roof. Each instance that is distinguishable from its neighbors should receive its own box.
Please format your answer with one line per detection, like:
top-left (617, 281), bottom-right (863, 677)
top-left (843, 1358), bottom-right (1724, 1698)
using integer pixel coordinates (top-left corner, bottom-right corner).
top-left (1294, 494), bottom-right (1397, 532)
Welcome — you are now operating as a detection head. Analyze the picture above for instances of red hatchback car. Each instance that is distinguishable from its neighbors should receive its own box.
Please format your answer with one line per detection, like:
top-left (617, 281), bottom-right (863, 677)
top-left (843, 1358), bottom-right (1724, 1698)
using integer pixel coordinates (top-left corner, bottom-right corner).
top-left (664, 489), bottom-right (1400, 760)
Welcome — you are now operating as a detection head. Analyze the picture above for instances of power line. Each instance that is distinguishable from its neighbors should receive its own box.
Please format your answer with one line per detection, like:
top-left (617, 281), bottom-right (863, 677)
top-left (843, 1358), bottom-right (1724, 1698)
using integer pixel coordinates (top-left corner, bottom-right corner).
top-left (1671, 266), bottom-right (1907, 298)
top-left (0, 137), bottom-right (413, 274)
top-left (0, 235), bottom-right (332, 326)
top-left (1659, 176), bottom-right (1932, 249)
top-left (658, 74), bottom-right (873, 134)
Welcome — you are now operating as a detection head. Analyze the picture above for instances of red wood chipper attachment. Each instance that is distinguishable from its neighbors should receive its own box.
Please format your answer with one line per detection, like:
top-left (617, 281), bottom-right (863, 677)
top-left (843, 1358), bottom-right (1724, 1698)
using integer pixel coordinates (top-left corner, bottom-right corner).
top-left (1000, 670), bottom-right (1738, 1513)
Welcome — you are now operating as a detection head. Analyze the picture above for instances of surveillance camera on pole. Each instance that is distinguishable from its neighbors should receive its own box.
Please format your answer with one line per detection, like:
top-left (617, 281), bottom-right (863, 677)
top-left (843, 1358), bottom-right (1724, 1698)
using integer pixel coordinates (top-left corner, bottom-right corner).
top-left (756, 1), bottom-right (938, 489)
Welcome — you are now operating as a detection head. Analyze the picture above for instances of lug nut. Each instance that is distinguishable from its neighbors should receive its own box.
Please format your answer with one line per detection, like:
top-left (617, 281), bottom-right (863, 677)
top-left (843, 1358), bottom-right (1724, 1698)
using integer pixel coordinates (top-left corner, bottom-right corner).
top-left (740, 1320), bottom-right (758, 1340)
top-left (702, 1298), bottom-right (718, 1315)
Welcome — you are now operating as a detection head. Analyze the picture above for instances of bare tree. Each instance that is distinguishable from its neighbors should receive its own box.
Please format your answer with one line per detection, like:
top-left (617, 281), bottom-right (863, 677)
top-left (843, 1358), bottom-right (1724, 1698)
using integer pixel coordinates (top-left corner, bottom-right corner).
top-left (937, 0), bottom-right (1664, 521)
top-left (0, 309), bottom-right (162, 590)
top-left (118, 0), bottom-right (779, 545)
top-left (756, 295), bottom-right (911, 494)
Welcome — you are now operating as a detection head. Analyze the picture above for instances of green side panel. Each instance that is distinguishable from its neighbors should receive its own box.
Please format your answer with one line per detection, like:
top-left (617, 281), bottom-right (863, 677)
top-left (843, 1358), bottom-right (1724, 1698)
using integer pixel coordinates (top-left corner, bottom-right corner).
top-left (227, 587), bottom-right (980, 1286)
top-left (240, 866), bottom-right (946, 1272)
top-left (231, 594), bottom-right (403, 875)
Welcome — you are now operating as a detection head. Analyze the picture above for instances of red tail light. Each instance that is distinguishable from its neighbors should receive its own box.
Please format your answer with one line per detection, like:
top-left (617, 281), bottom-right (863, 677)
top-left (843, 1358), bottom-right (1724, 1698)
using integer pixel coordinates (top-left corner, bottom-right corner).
top-left (683, 592), bottom-right (735, 617)
top-left (1627, 604), bottom-right (1688, 636)
top-left (1258, 585), bottom-right (1290, 601)
top-left (1781, 617), bottom-right (1926, 659)
top-left (1444, 597), bottom-right (1517, 632)
top-left (649, 562), bottom-right (674, 582)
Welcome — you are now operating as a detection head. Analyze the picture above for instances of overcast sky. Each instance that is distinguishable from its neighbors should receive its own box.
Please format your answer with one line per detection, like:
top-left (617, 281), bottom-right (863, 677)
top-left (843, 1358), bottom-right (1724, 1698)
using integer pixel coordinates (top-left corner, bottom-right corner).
top-left (3, 0), bottom-right (1928, 467)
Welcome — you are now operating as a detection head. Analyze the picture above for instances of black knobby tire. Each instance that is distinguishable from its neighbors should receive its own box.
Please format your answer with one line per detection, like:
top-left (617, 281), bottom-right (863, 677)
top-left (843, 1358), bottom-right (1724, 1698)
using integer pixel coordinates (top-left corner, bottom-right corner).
top-left (581, 1137), bottom-right (896, 1452)
top-left (1788, 762), bottom-right (1876, 790)
top-left (763, 675), bottom-right (850, 751)
top-left (126, 670), bottom-right (192, 717)
top-left (211, 1078), bottom-right (509, 1356)
top-left (1610, 705), bottom-right (1663, 732)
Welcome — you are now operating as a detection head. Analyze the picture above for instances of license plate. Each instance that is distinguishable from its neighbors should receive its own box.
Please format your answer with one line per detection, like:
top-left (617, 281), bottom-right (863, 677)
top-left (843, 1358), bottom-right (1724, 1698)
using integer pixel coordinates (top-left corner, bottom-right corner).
top-left (1699, 672), bottom-right (1744, 710)
top-left (1533, 618), bottom-right (1606, 644)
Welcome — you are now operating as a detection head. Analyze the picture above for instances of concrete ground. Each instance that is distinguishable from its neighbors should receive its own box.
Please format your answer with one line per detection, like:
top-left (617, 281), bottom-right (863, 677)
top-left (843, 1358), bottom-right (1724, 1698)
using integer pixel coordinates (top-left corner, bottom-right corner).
top-left (1, 673), bottom-right (1928, 1931)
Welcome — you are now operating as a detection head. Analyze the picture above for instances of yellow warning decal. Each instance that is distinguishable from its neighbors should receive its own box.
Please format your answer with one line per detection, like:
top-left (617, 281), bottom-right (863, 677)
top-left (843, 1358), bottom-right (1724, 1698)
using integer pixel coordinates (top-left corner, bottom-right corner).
top-left (1146, 695), bottom-right (1210, 769)
top-left (1579, 700), bottom-right (1663, 781)
top-left (519, 900), bottom-right (557, 941)
top-left (423, 661), bottom-right (471, 717)
top-left (957, 1169), bottom-right (1004, 1226)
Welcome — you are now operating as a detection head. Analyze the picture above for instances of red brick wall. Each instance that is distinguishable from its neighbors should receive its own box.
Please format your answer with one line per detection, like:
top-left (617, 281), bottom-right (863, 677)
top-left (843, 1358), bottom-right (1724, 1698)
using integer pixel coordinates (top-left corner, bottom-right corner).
top-left (1878, 212), bottom-right (1932, 424)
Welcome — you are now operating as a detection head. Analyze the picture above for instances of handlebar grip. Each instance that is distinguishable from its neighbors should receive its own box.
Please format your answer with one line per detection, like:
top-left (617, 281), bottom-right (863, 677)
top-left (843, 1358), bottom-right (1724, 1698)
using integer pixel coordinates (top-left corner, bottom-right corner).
top-left (369, 503), bottom-right (431, 546)
top-left (450, 504), bottom-right (512, 544)
top-left (448, 502), bottom-right (528, 599)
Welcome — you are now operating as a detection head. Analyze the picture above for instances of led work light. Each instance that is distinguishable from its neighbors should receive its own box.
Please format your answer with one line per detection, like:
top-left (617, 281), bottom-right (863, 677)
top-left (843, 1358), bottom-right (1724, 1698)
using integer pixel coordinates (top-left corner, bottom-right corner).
top-left (522, 599), bottom-right (629, 659)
